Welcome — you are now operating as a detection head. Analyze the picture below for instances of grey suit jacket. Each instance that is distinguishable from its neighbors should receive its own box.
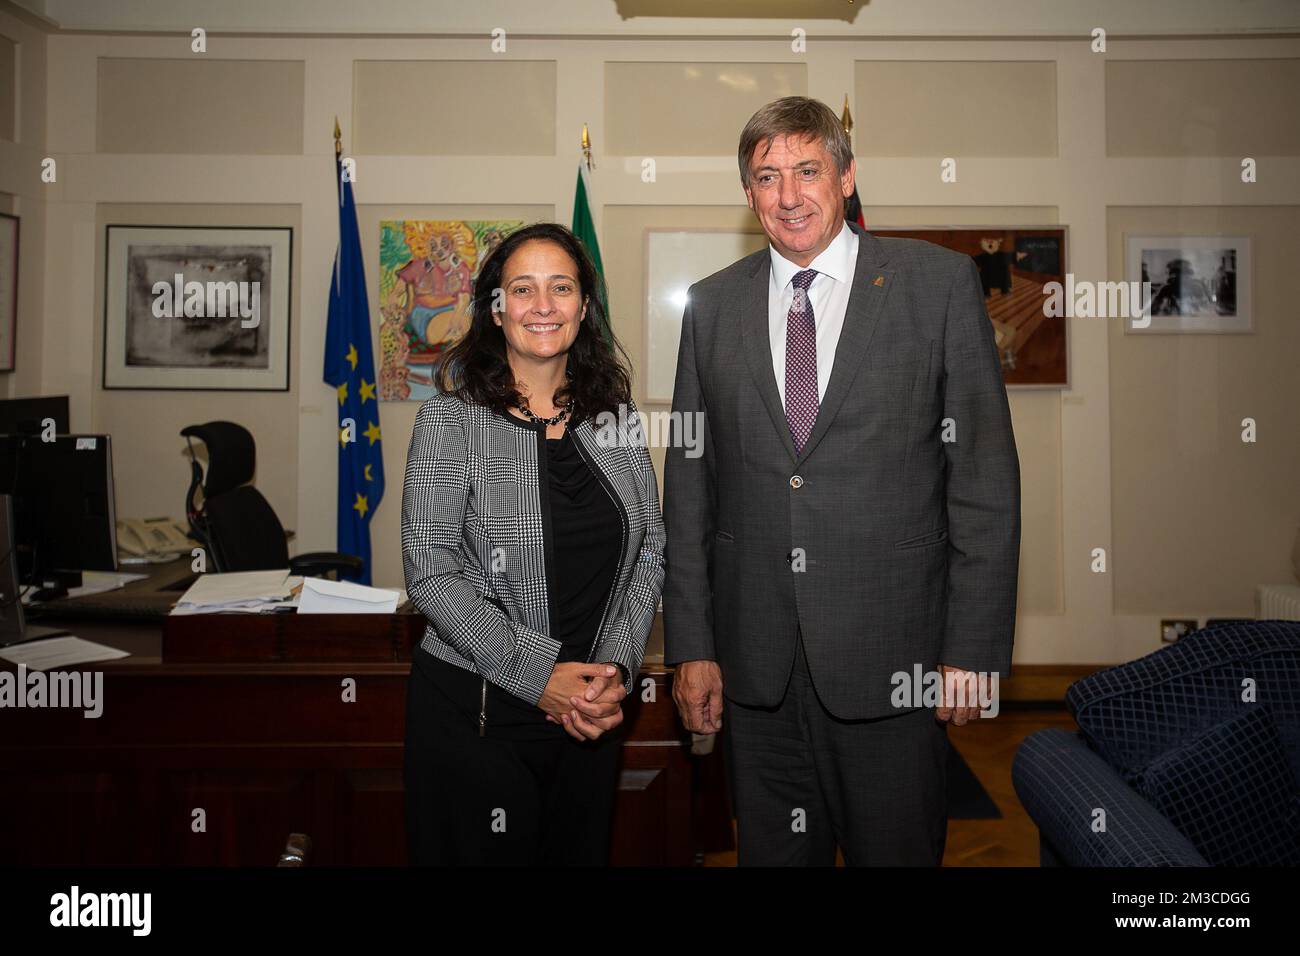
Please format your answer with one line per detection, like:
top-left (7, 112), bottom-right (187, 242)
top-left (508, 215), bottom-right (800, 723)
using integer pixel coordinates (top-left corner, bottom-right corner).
top-left (662, 222), bottom-right (1021, 720)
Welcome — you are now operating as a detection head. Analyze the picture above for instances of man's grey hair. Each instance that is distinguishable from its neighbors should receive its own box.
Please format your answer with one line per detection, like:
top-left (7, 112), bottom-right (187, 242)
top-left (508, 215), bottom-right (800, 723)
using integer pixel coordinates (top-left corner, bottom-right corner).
top-left (737, 96), bottom-right (854, 186)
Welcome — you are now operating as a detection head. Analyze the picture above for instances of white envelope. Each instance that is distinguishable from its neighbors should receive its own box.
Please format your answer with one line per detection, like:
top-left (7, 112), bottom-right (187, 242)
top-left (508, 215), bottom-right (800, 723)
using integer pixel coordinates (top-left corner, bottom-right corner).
top-left (296, 576), bottom-right (400, 615)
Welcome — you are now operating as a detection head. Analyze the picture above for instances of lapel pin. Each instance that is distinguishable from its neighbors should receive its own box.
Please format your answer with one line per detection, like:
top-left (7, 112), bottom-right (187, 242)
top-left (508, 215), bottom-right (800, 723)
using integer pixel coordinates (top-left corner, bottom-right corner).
top-left (872, 275), bottom-right (884, 287)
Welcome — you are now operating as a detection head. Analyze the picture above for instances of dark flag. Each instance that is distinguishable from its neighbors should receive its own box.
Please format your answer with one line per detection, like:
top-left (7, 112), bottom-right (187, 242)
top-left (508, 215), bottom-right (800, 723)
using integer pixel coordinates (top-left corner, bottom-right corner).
top-left (846, 184), bottom-right (866, 228)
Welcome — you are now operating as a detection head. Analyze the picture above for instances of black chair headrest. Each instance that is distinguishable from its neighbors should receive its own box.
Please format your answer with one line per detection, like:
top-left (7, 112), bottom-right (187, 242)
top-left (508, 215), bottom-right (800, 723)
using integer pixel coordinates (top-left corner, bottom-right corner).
top-left (180, 421), bottom-right (256, 496)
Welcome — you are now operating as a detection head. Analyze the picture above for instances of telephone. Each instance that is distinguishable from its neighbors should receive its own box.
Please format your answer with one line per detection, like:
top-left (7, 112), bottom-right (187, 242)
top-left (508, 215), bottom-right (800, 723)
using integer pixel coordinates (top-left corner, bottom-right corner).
top-left (117, 517), bottom-right (194, 563)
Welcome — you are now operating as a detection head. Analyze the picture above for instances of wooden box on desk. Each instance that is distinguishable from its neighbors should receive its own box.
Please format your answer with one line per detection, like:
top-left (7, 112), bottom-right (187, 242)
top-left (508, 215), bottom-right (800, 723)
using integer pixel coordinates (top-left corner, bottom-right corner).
top-left (161, 608), bottom-right (426, 662)
top-left (2, 606), bottom-right (706, 866)
top-left (156, 607), bottom-right (703, 865)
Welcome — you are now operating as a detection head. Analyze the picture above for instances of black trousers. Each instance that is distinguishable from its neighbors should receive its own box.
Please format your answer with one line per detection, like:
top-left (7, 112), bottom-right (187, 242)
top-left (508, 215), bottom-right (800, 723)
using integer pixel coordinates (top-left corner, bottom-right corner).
top-left (723, 634), bottom-right (950, 866)
top-left (403, 659), bottom-right (623, 865)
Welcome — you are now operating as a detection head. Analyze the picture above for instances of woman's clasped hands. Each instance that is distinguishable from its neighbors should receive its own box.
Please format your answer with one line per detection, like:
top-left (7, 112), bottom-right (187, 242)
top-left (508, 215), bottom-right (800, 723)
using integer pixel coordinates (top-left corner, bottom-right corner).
top-left (540, 663), bottom-right (627, 741)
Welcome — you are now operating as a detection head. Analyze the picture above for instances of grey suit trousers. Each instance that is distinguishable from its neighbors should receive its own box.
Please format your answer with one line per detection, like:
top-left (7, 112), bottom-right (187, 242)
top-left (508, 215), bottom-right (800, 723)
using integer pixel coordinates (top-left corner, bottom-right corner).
top-left (723, 633), bottom-right (950, 866)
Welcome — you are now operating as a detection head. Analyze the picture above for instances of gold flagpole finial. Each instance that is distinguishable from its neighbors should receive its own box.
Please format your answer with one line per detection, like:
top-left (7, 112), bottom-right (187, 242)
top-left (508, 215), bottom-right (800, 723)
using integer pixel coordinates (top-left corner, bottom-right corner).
top-left (840, 95), bottom-right (853, 135)
top-left (334, 116), bottom-right (342, 158)
top-left (581, 123), bottom-right (593, 172)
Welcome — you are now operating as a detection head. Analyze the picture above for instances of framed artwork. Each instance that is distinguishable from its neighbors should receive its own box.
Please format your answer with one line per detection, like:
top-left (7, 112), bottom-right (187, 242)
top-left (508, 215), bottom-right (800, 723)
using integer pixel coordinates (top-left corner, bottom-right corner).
top-left (1124, 235), bottom-right (1251, 334)
top-left (644, 228), bottom-right (768, 403)
top-left (103, 225), bottom-right (292, 390)
top-left (870, 226), bottom-right (1070, 388)
top-left (0, 213), bottom-right (16, 372)
top-left (377, 219), bottom-right (522, 401)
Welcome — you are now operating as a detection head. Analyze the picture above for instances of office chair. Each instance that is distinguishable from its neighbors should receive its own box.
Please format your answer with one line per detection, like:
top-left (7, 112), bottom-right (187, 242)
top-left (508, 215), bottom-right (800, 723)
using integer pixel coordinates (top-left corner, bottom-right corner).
top-left (181, 421), bottom-right (363, 579)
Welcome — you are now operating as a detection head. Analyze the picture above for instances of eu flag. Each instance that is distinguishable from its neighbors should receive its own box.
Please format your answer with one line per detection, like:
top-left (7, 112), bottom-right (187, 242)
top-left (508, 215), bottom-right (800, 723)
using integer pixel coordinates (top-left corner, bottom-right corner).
top-left (324, 153), bottom-right (384, 584)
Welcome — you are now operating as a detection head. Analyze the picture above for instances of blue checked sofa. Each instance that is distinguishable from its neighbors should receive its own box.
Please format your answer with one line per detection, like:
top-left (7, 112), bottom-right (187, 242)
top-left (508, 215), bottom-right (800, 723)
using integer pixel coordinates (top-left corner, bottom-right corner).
top-left (1012, 620), bottom-right (1300, 866)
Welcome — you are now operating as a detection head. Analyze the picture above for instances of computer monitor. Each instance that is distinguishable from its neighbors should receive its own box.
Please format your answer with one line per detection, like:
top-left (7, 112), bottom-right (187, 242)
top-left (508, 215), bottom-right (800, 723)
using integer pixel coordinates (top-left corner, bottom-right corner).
top-left (0, 434), bottom-right (118, 595)
top-left (0, 493), bottom-right (69, 645)
top-left (0, 493), bottom-right (26, 643)
top-left (0, 396), bottom-right (71, 436)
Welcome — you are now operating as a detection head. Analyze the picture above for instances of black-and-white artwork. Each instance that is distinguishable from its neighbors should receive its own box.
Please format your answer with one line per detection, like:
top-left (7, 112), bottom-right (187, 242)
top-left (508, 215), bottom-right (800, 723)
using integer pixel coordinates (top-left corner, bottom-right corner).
top-left (104, 226), bottom-right (292, 389)
top-left (1125, 235), bottom-right (1251, 334)
top-left (125, 244), bottom-right (271, 369)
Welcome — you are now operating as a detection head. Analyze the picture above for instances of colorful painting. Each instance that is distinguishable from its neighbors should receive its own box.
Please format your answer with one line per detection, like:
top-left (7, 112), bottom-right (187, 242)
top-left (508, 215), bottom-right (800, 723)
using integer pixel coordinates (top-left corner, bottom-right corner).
top-left (871, 226), bottom-right (1069, 388)
top-left (378, 219), bottom-right (521, 401)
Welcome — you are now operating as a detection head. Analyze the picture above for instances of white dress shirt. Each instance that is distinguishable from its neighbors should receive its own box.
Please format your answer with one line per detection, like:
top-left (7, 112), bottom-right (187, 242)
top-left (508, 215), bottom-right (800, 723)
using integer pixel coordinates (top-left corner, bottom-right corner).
top-left (768, 221), bottom-right (859, 407)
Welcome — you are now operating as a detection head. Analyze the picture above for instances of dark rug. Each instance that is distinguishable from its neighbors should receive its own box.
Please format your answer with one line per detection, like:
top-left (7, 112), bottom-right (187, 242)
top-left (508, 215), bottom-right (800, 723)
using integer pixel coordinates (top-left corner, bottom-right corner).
top-left (947, 744), bottom-right (1001, 819)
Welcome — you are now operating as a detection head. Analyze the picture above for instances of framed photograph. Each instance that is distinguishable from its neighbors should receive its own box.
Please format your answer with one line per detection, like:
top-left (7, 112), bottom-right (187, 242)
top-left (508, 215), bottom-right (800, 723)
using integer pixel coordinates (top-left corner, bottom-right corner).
top-left (870, 226), bottom-right (1070, 388)
top-left (0, 212), bottom-right (17, 372)
top-left (645, 228), bottom-right (768, 403)
top-left (103, 225), bottom-right (293, 390)
top-left (1124, 235), bottom-right (1251, 334)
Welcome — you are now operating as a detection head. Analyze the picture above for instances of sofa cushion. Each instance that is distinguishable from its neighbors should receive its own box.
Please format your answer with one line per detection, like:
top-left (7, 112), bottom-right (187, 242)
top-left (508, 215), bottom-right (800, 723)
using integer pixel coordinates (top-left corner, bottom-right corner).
top-left (1136, 706), bottom-right (1300, 866)
top-left (1067, 622), bottom-right (1300, 785)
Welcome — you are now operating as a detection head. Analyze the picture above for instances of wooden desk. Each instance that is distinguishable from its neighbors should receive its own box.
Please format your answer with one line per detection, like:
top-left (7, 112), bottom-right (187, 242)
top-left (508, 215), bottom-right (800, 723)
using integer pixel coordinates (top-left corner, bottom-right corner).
top-left (0, 573), bottom-right (725, 866)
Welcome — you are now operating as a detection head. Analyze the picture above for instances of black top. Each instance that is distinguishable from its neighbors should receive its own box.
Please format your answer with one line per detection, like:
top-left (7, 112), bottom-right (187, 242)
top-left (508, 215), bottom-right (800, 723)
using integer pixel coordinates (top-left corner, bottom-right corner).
top-left (417, 416), bottom-right (622, 741)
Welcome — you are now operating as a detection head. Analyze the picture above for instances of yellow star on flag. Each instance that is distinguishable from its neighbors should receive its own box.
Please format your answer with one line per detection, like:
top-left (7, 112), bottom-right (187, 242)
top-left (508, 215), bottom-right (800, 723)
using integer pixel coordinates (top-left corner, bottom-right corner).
top-left (363, 421), bottom-right (382, 446)
top-left (338, 426), bottom-right (350, 449)
top-left (336, 382), bottom-right (348, 406)
top-left (359, 378), bottom-right (376, 403)
top-left (364, 463), bottom-right (373, 482)
top-left (346, 343), bottom-right (359, 371)
top-left (353, 493), bottom-right (369, 518)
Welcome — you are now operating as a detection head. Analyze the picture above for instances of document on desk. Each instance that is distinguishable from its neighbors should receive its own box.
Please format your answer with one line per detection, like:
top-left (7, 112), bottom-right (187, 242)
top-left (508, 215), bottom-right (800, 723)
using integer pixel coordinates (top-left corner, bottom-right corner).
top-left (297, 577), bottom-right (400, 614)
top-left (0, 635), bottom-right (131, 671)
top-left (66, 570), bottom-right (151, 598)
top-left (172, 569), bottom-right (296, 615)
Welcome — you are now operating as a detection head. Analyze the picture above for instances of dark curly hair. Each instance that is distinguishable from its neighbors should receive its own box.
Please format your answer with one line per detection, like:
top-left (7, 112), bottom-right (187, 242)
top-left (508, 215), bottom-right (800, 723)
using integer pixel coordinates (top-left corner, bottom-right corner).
top-left (438, 222), bottom-right (632, 425)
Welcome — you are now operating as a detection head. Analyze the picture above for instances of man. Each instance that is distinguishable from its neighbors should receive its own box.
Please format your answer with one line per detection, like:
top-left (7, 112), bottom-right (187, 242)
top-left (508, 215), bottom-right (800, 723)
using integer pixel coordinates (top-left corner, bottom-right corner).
top-left (663, 96), bottom-right (1021, 866)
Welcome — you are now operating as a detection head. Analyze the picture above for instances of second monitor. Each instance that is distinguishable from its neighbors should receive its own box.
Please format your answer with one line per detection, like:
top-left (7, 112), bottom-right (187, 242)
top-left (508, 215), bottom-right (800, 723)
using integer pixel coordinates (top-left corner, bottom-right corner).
top-left (0, 433), bottom-right (118, 597)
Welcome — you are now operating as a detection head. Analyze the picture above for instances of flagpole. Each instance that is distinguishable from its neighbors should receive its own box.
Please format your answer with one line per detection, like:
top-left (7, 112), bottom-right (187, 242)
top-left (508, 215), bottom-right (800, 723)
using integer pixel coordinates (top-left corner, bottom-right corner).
top-left (325, 113), bottom-right (383, 585)
top-left (841, 95), bottom-right (866, 229)
top-left (332, 119), bottom-right (342, 285)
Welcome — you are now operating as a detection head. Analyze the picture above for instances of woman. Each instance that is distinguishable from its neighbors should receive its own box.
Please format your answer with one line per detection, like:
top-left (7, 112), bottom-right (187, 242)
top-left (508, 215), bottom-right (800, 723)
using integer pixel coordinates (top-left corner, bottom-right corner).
top-left (401, 222), bottom-right (665, 865)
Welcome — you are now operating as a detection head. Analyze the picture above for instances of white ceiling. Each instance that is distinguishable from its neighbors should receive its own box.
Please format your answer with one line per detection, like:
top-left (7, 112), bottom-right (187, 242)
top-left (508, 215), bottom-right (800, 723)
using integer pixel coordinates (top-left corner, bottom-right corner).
top-left (10, 0), bottom-right (1300, 37)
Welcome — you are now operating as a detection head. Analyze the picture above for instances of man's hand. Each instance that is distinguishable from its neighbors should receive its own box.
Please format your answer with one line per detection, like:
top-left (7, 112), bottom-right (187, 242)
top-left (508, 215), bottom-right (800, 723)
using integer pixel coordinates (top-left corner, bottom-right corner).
top-left (935, 663), bottom-right (985, 726)
top-left (541, 663), bottom-right (626, 741)
top-left (672, 660), bottom-right (724, 734)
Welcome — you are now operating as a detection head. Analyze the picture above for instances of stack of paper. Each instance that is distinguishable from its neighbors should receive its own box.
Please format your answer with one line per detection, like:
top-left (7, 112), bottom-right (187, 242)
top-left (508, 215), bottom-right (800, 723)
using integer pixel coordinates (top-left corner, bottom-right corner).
top-left (171, 570), bottom-right (300, 615)
top-left (297, 577), bottom-right (400, 614)
top-left (0, 635), bottom-right (131, 671)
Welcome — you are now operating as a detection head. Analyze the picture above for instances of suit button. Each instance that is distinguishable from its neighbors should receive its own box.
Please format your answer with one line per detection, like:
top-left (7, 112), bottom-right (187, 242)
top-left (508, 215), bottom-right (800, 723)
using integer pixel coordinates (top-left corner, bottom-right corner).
top-left (789, 475), bottom-right (804, 489)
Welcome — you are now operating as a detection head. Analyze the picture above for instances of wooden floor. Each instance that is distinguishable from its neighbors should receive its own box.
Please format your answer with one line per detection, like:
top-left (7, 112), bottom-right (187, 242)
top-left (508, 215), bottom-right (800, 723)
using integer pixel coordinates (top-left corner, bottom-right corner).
top-left (941, 707), bottom-right (1079, 866)
top-left (702, 706), bottom-right (1080, 867)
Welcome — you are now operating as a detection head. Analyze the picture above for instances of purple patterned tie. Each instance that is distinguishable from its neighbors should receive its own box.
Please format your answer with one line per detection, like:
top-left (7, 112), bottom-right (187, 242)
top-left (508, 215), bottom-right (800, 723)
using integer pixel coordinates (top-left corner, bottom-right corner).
top-left (785, 268), bottom-right (819, 454)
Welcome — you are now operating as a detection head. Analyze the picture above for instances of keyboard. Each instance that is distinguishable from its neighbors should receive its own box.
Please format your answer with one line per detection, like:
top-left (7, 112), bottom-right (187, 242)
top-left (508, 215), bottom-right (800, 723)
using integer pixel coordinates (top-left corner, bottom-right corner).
top-left (26, 595), bottom-right (176, 622)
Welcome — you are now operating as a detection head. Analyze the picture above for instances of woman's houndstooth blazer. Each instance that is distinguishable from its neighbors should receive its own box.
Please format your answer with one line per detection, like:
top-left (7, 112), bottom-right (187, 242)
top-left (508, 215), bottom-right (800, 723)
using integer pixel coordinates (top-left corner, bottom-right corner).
top-left (401, 392), bottom-right (665, 706)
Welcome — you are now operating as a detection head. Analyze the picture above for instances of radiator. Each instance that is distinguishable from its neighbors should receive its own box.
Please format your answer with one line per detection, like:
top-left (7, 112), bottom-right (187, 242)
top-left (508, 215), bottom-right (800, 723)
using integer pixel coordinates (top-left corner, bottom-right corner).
top-left (1256, 584), bottom-right (1300, 621)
